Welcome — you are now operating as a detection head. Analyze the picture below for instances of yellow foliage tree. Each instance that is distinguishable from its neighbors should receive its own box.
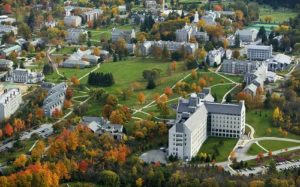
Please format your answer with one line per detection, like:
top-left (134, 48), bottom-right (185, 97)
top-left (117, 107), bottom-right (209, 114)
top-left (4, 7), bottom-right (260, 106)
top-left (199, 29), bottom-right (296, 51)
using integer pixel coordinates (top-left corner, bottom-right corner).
top-left (13, 154), bottom-right (27, 168)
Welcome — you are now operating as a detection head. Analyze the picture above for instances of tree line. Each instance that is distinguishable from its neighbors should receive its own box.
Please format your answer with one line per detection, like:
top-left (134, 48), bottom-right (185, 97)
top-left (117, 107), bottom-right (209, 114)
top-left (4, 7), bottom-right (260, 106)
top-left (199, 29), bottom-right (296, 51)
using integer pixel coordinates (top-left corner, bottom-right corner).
top-left (87, 72), bottom-right (115, 87)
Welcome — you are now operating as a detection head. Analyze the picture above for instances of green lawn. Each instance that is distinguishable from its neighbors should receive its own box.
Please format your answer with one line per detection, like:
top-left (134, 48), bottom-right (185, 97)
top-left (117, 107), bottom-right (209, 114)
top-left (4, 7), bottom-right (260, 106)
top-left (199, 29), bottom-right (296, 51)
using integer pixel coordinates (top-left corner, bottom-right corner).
top-left (211, 84), bottom-right (235, 102)
top-left (247, 23), bottom-right (279, 32)
top-left (246, 109), bottom-right (300, 139)
top-left (45, 66), bottom-right (97, 83)
top-left (56, 47), bottom-right (76, 54)
top-left (199, 137), bottom-right (238, 162)
top-left (247, 143), bottom-right (266, 156)
top-left (259, 6), bottom-right (297, 23)
top-left (218, 73), bottom-right (243, 83)
top-left (82, 58), bottom-right (193, 111)
top-left (88, 25), bottom-right (138, 41)
top-left (0, 139), bottom-right (36, 163)
top-left (259, 140), bottom-right (300, 151)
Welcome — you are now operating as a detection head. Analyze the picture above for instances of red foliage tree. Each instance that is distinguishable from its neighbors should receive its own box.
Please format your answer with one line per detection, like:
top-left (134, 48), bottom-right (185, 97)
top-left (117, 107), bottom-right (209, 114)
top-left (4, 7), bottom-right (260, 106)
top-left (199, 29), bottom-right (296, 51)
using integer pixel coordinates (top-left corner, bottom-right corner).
top-left (78, 160), bottom-right (88, 173)
top-left (4, 123), bottom-right (13, 136)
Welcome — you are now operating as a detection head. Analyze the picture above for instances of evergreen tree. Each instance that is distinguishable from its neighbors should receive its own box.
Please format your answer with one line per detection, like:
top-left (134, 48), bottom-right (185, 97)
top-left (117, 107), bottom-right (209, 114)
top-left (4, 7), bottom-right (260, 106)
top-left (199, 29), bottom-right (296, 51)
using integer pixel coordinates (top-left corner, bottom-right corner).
top-left (257, 26), bottom-right (268, 43)
top-left (146, 79), bottom-right (156, 89)
top-left (225, 93), bottom-right (232, 103)
top-left (213, 93), bottom-right (218, 102)
top-left (43, 64), bottom-right (54, 75)
top-left (235, 34), bottom-right (240, 48)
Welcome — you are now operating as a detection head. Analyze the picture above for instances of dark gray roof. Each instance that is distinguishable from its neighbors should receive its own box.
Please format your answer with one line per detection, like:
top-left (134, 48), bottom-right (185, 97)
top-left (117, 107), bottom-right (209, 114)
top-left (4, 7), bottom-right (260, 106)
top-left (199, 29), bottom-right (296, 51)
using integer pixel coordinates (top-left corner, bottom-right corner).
top-left (81, 116), bottom-right (102, 124)
top-left (204, 102), bottom-right (243, 115)
top-left (177, 99), bottom-right (196, 114)
top-left (176, 122), bottom-right (184, 133)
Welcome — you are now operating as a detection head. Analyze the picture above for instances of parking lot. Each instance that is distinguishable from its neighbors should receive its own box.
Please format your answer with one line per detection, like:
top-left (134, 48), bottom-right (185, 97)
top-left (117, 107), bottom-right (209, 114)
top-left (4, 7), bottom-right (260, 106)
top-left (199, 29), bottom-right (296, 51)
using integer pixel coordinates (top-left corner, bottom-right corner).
top-left (20, 123), bottom-right (53, 140)
top-left (140, 149), bottom-right (167, 164)
top-left (0, 123), bottom-right (53, 153)
top-left (235, 160), bottom-right (300, 176)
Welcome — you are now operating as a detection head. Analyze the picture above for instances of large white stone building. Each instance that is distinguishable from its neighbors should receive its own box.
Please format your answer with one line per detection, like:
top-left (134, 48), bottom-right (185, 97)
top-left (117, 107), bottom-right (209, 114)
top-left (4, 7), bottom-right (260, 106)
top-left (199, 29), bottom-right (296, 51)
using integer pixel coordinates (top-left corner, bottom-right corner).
top-left (235, 29), bottom-right (258, 43)
top-left (243, 63), bottom-right (268, 96)
top-left (221, 59), bottom-right (268, 96)
top-left (246, 45), bottom-right (272, 61)
top-left (43, 82), bottom-right (67, 117)
top-left (175, 23), bottom-right (209, 42)
top-left (140, 40), bottom-right (198, 56)
top-left (7, 69), bottom-right (44, 84)
top-left (265, 53), bottom-right (293, 71)
top-left (66, 28), bottom-right (87, 43)
top-left (64, 16), bottom-right (82, 27)
top-left (168, 89), bottom-right (246, 161)
top-left (202, 10), bottom-right (220, 25)
top-left (0, 25), bottom-right (17, 37)
top-left (111, 28), bottom-right (136, 43)
top-left (82, 9), bottom-right (102, 23)
top-left (0, 88), bottom-right (22, 121)
top-left (221, 59), bottom-right (260, 74)
top-left (0, 59), bottom-right (13, 70)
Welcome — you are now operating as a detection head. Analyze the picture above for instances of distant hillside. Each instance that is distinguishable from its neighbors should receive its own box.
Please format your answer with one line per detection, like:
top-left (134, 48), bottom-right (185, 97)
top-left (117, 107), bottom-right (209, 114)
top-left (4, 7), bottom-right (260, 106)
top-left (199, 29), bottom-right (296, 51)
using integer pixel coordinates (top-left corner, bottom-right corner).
top-left (256, 0), bottom-right (300, 9)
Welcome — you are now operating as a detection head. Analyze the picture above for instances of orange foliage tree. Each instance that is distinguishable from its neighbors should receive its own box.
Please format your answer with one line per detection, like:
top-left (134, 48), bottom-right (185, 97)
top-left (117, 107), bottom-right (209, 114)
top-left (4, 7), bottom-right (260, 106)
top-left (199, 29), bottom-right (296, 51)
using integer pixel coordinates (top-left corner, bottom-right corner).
top-left (4, 123), bottom-right (13, 136)
top-left (164, 87), bottom-right (173, 97)
top-left (137, 92), bottom-right (146, 105)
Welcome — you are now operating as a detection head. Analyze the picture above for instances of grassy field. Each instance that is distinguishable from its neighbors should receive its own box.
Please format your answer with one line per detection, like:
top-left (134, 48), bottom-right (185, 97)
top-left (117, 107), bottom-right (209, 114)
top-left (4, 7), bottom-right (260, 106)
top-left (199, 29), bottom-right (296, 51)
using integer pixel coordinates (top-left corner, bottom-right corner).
top-left (45, 66), bottom-right (97, 83)
top-left (259, 140), bottom-right (300, 151)
top-left (88, 25), bottom-right (138, 41)
top-left (82, 58), bottom-right (193, 109)
top-left (56, 47), bottom-right (77, 54)
top-left (80, 57), bottom-right (194, 116)
top-left (259, 6), bottom-right (297, 23)
top-left (247, 23), bottom-right (279, 32)
top-left (219, 73), bottom-right (243, 83)
top-left (246, 109), bottom-right (300, 139)
top-left (211, 84), bottom-right (235, 102)
top-left (0, 139), bottom-right (36, 163)
top-left (199, 137), bottom-right (238, 162)
top-left (247, 143), bottom-right (266, 156)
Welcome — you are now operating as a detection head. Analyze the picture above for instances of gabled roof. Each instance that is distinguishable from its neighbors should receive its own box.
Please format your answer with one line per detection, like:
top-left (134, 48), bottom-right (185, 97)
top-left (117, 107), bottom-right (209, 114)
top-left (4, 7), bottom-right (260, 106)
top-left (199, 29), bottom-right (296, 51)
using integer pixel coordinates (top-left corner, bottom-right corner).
top-left (184, 104), bottom-right (207, 132)
top-left (204, 102), bottom-right (243, 115)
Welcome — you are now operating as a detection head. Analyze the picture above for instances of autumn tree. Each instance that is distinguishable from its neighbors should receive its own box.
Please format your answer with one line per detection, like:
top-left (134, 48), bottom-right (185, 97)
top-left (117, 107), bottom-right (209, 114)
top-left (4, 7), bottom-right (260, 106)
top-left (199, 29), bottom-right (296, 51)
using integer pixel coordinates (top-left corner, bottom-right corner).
top-left (71, 76), bottom-right (80, 86)
top-left (198, 78), bottom-right (207, 88)
top-left (191, 69), bottom-right (198, 80)
top-left (136, 178), bottom-right (143, 187)
top-left (106, 94), bottom-right (118, 107)
top-left (52, 108), bottom-right (62, 118)
top-left (164, 87), bottom-right (173, 97)
top-left (272, 107), bottom-right (283, 126)
top-left (171, 61), bottom-right (176, 72)
top-left (64, 100), bottom-right (72, 109)
top-left (35, 107), bottom-right (44, 120)
top-left (214, 4), bottom-right (223, 11)
top-left (66, 88), bottom-right (73, 100)
top-left (31, 140), bottom-right (45, 160)
top-left (137, 92), bottom-right (146, 105)
top-left (13, 154), bottom-right (27, 168)
top-left (93, 47), bottom-right (101, 56)
top-left (4, 123), bottom-right (13, 137)
top-left (232, 50), bottom-right (240, 59)
top-left (102, 104), bottom-right (113, 119)
top-left (98, 170), bottom-right (120, 187)
top-left (13, 119), bottom-right (25, 132)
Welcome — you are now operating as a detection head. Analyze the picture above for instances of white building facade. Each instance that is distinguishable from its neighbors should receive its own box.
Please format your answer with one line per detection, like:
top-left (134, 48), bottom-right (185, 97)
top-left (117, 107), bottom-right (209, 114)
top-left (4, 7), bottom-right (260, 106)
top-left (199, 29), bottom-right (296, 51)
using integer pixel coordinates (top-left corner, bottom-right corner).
top-left (64, 16), bottom-right (82, 27)
top-left (0, 88), bottom-right (22, 121)
top-left (247, 45), bottom-right (272, 61)
top-left (168, 89), bottom-right (246, 161)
